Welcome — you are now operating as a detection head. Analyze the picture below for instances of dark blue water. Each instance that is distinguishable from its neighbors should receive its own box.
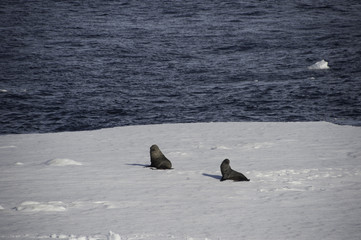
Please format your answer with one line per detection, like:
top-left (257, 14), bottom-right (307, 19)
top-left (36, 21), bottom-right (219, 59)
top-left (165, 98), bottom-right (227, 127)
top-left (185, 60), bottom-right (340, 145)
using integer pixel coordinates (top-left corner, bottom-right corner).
top-left (1, 0), bottom-right (361, 134)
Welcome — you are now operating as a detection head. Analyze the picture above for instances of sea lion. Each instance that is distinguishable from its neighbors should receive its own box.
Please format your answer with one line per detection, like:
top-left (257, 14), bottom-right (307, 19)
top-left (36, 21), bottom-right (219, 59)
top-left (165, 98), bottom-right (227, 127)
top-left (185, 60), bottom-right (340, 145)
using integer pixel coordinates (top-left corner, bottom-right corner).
top-left (220, 159), bottom-right (249, 181)
top-left (149, 144), bottom-right (172, 169)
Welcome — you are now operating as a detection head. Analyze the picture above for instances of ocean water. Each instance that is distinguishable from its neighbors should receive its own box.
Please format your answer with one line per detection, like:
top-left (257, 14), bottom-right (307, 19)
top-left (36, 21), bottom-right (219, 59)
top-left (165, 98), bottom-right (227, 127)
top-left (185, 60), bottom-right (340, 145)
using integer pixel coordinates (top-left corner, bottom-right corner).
top-left (1, 0), bottom-right (361, 134)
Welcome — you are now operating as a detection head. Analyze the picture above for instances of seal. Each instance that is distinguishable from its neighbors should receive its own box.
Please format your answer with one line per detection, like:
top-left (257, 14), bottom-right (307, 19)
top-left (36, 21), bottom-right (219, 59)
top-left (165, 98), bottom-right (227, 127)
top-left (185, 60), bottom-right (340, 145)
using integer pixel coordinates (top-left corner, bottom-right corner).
top-left (149, 144), bottom-right (172, 169)
top-left (220, 159), bottom-right (249, 181)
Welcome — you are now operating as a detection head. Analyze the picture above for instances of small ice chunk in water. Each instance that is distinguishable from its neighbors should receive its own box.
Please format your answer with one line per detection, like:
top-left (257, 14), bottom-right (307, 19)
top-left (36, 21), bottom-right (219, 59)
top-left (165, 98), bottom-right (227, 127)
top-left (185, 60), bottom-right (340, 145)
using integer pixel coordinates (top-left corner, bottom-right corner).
top-left (308, 59), bottom-right (330, 70)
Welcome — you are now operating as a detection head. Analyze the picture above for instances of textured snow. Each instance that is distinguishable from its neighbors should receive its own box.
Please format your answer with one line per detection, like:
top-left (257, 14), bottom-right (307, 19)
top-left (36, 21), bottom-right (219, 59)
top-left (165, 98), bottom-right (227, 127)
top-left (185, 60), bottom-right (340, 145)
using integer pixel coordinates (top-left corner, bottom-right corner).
top-left (0, 122), bottom-right (360, 240)
top-left (45, 158), bottom-right (83, 166)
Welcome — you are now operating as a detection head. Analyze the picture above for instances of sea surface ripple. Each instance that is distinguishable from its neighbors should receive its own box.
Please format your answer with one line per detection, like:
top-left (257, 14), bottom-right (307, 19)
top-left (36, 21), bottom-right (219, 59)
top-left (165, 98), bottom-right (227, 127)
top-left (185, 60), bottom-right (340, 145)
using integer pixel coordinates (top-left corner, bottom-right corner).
top-left (1, 0), bottom-right (361, 133)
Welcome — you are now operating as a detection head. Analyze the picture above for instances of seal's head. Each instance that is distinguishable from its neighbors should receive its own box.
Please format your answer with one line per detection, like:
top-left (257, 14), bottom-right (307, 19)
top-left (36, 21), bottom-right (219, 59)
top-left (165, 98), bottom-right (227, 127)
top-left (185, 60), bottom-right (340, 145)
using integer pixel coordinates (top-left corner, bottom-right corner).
top-left (150, 144), bottom-right (158, 152)
top-left (222, 159), bottom-right (230, 165)
top-left (150, 144), bottom-right (162, 158)
top-left (220, 159), bottom-right (231, 178)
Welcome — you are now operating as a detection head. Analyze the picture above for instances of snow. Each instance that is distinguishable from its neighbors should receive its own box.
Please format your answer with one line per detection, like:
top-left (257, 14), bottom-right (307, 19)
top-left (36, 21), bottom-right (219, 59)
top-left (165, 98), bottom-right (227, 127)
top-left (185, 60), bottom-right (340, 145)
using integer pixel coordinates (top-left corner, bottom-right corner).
top-left (45, 158), bottom-right (83, 166)
top-left (0, 122), bottom-right (360, 240)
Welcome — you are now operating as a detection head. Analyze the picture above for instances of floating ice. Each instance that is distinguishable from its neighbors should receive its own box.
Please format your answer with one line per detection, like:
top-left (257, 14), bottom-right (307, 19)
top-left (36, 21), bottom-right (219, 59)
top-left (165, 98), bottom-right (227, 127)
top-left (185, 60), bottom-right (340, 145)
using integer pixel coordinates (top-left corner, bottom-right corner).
top-left (45, 158), bottom-right (83, 166)
top-left (308, 59), bottom-right (330, 70)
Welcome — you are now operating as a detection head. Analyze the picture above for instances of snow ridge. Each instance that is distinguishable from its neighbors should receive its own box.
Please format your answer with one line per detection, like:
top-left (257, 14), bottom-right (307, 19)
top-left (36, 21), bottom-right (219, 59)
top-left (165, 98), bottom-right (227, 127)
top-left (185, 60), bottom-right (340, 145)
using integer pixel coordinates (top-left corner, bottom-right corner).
top-left (45, 158), bottom-right (83, 166)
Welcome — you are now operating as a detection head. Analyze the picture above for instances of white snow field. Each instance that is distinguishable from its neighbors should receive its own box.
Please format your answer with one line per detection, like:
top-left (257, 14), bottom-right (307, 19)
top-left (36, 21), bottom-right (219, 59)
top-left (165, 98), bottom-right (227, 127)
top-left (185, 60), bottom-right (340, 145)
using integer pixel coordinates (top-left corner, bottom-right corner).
top-left (0, 122), bottom-right (360, 240)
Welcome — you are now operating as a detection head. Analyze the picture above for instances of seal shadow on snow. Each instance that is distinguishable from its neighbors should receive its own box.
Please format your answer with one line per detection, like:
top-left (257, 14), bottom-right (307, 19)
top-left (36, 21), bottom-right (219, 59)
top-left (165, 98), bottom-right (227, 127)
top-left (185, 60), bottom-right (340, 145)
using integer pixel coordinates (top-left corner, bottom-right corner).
top-left (202, 173), bottom-right (222, 180)
top-left (126, 163), bottom-right (150, 167)
top-left (125, 163), bottom-right (174, 170)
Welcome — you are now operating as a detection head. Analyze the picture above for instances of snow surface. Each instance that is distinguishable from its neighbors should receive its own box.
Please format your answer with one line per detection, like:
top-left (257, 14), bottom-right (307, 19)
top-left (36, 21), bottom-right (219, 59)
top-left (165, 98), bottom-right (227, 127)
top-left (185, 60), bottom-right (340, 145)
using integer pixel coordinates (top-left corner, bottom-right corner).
top-left (45, 158), bottom-right (83, 167)
top-left (0, 122), bottom-right (360, 240)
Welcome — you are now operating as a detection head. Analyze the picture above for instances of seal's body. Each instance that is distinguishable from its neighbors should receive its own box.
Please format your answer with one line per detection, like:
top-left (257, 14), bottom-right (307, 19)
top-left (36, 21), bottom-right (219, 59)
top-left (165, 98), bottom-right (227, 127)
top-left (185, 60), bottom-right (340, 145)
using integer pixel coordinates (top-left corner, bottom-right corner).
top-left (220, 159), bottom-right (249, 181)
top-left (150, 144), bottom-right (172, 169)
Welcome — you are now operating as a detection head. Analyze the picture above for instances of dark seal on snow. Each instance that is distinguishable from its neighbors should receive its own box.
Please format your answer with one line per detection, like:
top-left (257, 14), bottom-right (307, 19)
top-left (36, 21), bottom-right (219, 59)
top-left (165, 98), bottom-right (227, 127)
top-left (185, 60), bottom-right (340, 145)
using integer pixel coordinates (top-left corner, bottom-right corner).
top-left (149, 144), bottom-right (172, 169)
top-left (220, 159), bottom-right (249, 181)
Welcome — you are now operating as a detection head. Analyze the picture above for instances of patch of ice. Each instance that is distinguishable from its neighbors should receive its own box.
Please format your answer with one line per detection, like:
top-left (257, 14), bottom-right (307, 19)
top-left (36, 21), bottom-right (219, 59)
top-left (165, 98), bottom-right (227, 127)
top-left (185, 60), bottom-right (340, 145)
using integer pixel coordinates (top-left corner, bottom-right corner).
top-left (210, 145), bottom-right (231, 150)
top-left (50, 234), bottom-right (69, 239)
top-left (68, 201), bottom-right (123, 210)
top-left (48, 233), bottom-right (195, 240)
top-left (108, 231), bottom-right (121, 240)
top-left (45, 158), bottom-right (83, 166)
top-left (0, 205), bottom-right (4, 210)
top-left (241, 142), bottom-right (274, 150)
top-left (69, 236), bottom-right (87, 240)
top-left (14, 201), bottom-right (67, 212)
top-left (308, 59), bottom-right (330, 70)
top-left (253, 168), bottom-right (356, 180)
top-left (168, 151), bottom-right (188, 156)
top-left (93, 201), bottom-right (119, 209)
top-left (0, 145), bottom-right (16, 149)
top-left (289, 181), bottom-right (303, 185)
top-left (49, 233), bottom-right (111, 240)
